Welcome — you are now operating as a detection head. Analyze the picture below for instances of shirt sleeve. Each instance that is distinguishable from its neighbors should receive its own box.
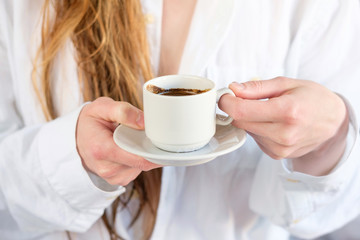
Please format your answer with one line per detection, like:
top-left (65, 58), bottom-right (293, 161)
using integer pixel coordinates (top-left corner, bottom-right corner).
top-left (0, 2), bottom-right (124, 234)
top-left (250, 0), bottom-right (360, 238)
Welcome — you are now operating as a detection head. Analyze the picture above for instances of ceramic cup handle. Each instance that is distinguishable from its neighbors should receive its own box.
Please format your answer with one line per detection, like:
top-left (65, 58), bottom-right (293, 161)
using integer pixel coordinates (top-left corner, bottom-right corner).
top-left (216, 88), bottom-right (236, 125)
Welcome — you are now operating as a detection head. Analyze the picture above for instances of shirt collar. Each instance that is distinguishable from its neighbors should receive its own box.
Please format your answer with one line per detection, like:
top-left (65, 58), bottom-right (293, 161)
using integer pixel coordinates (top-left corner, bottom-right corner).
top-left (178, 0), bottom-right (235, 75)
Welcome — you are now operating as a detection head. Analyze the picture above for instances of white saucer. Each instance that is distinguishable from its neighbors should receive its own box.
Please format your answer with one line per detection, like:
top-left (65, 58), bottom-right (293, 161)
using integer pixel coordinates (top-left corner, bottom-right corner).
top-left (113, 124), bottom-right (246, 166)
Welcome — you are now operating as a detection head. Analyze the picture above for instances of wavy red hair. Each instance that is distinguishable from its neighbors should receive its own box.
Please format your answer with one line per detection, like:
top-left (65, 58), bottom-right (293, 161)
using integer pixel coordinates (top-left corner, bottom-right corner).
top-left (32, 0), bottom-right (162, 239)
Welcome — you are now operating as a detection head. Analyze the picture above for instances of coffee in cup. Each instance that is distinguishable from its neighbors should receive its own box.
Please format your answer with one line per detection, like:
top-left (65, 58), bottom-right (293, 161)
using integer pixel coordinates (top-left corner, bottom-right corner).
top-left (146, 84), bottom-right (210, 96)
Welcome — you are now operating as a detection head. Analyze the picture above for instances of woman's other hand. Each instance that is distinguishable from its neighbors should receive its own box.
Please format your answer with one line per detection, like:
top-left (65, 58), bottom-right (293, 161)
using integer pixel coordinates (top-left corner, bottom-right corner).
top-left (219, 77), bottom-right (349, 176)
top-left (76, 97), bottom-right (160, 186)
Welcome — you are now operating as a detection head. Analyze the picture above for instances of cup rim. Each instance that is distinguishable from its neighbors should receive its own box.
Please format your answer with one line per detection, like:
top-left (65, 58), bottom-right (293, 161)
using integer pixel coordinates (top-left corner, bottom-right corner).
top-left (143, 74), bottom-right (216, 98)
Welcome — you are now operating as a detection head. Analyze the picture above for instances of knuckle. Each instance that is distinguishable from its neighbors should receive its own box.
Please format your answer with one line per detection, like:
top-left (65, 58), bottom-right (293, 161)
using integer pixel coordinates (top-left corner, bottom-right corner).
top-left (136, 163), bottom-right (149, 171)
top-left (118, 102), bottom-right (133, 115)
top-left (283, 99), bottom-right (301, 125)
top-left (274, 76), bottom-right (293, 90)
top-left (116, 102), bottom-right (135, 123)
top-left (106, 171), bottom-right (140, 186)
top-left (135, 158), bottom-right (153, 171)
top-left (275, 76), bottom-right (294, 88)
top-left (232, 100), bottom-right (245, 120)
top-left (284, 110), bottom-right (299, 125)
top-left (271, 154), bottom-right (283, 160)
top-left (142, 165), bottom-right (155, 172)
top-left (262, 148), bottom-right (283, 160)
top-left (275, 76), bottom-right (287, 82)
top-left (83, 103), bottom-right (97, 117)
top-left (81, 103), bottom-right (92, 115)
top-left (102, 141), bottom-right (115, 158)
top-left (278, 129), bottom-right (297, 146)
top-left (280, 137), bottom-right (296, 147)
top-left (233, 110), bottom-right (244, 121)
top-left (274, 145), bottom-right (292, 159)
top-left (258, 140), bottom-right (290, 160)
top-left (231, 120), bottom-right (243, 129)
top-left (247, 80), bottom-right (264, 93)
top-left (87, 97), bottom-right (112, 114)
top-left (325, 127), bottom-right (337, 139)
top-left (90, 143), bottom-right (106, 160)
top-left (97, 166), bottom-right (117, 179)
top-left (94, 96), bottom-right (112, 105)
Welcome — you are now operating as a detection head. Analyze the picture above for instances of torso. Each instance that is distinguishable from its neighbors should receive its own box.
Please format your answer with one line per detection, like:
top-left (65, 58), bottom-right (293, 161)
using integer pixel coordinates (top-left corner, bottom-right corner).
top-left (3, 1), bottom-right (353, 239)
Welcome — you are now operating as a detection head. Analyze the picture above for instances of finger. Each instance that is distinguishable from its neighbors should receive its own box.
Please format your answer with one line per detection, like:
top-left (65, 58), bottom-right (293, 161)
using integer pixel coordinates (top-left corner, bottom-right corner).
top-left (255, 134), bottom-right (318, 160)
top-left (233, 121), bottom-right (278, 139)
top-left (235, 120), bottom-right (301, 147)
top-left (253, 138), bottom-right (284, 160)
top-left (249, 133), bottom-right (291, 160)
top-left (95, 130), bottom-right (162, 171)
top-left (251, 137), bottom-right (282, 160)
top-left (90, 97), bottom-right (144, 130)
top-left (229, 77), bottom-right (297, 100)
top-left (219, 94), bottom-right (283, 122)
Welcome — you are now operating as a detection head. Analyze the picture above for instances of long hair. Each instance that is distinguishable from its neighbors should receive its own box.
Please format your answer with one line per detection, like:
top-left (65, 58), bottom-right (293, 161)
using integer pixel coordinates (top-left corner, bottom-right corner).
top-left (32, 0), bottom-right (162, 239)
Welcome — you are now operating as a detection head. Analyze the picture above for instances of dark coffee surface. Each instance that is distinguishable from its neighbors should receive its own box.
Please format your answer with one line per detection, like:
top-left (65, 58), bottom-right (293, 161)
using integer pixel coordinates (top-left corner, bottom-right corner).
top-left (147, 84), bottom-right (210, 96)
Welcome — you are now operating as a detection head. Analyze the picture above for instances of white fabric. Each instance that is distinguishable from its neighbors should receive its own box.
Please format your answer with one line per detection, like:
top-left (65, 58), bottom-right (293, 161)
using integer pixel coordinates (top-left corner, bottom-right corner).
top-left (0, 0), bottom-right (360, 239)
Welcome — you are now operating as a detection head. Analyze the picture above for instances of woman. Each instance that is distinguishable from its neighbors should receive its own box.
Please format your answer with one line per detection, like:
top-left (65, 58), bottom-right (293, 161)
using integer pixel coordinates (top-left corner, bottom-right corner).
top-left (1, 0), bottom-right (360, 239)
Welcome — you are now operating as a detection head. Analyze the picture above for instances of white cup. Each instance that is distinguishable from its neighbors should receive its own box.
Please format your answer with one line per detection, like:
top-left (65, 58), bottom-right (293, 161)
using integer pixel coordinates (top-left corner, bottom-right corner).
top-left (143, 75), bottom-right (235, 152)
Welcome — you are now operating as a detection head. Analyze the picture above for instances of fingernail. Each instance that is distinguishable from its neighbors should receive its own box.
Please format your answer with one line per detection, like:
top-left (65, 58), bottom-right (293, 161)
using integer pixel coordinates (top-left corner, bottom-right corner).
top-left (231, 82), bottom-right (245, 90)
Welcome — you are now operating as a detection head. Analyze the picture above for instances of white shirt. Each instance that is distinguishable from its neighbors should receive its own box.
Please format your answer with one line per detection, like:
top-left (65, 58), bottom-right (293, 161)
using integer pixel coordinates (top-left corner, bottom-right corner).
top-left (1, 0), bottom-right (360, 239)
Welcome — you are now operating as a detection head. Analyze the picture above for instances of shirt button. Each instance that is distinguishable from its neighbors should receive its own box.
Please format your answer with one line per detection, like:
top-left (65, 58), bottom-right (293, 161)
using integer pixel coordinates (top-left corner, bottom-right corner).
top-left (286, 178), bottom-right (300, 183)
top-left (106, 196), bottom-right (117, 201)
top-left (292, 219), bottom-right (301, 224)
top-left (144, 14), bottom-right (155, 24)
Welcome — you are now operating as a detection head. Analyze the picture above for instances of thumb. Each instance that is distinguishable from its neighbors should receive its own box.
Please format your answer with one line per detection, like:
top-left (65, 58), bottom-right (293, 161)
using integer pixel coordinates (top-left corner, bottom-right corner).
top-left (90, 97), bottom-right (144, 130)
top-left (229, 77), bottom-right (296, 100)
